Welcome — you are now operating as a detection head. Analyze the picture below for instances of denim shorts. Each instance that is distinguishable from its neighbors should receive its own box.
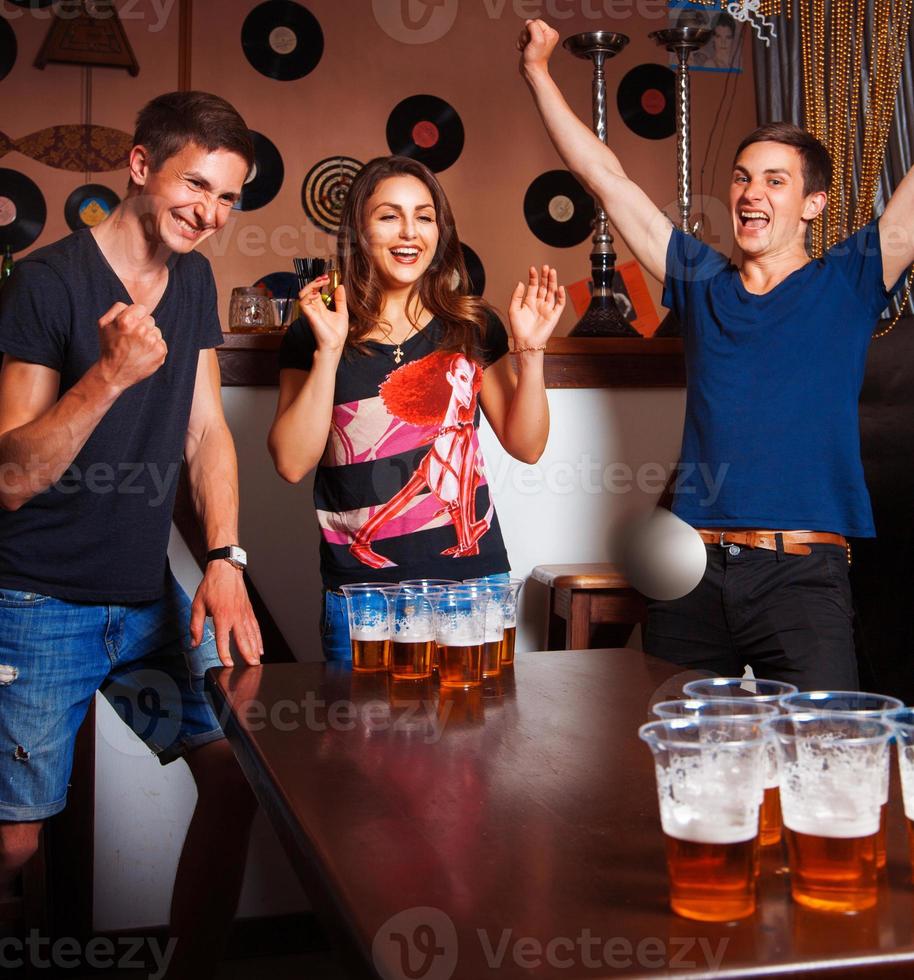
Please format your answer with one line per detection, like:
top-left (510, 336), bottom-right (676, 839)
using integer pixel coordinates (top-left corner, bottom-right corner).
top-left (320, 590), bottom-right (351, 663)
top-left (0, 572), bottom-right (223, 822)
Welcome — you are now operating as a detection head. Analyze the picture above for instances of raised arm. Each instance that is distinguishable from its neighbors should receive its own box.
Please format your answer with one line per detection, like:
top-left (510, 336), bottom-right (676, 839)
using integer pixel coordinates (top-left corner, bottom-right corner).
top-left (0, 302), bottom-right (165, 511)
top-left (518, 19), bottom-right (672, 282)
top-left (879, 165), bottom-right (914, 292)
top-left (267, 276), bottom-right (348, 483)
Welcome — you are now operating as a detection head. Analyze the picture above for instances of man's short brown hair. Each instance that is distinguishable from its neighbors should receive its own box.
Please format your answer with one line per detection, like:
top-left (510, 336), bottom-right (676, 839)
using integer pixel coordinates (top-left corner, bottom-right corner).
top-left (133, 91), bottom-right (254, 173)
top-left (734, 122), bottom-right (833, 196)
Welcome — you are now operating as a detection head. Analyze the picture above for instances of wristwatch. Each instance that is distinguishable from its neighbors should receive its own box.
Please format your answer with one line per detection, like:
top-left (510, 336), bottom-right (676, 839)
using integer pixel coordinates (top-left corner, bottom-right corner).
top-left (206, 545), bottom-right (247, 570)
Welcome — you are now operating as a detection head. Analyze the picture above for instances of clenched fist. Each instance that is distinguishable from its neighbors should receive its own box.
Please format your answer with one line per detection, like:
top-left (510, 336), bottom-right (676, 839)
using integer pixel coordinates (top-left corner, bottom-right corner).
top-left (96, 302), bottom-right (168, 391)
top-left (517, 18), bottom-right (560, 76)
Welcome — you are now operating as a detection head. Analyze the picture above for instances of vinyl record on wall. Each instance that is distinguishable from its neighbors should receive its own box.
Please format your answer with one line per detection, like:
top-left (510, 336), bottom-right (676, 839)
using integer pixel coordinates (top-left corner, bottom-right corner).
top-left (235, 131), bottom-right (284, 211)
top-left (64, 184), bottom-right (119, 230)
top-left (301, 155), bottom-right (362, 234)
top-left (0, 18), bottom-right (16, 82)
top-left (523, 170), bottom-right (595, 248)
top-left (254, 270), bottom-right (299, 298)
top-left (386, 94), bottom-right (464, 173)
top-left (617, 64), bottom-right (676, 140)
top-left (241, 0), bottom-right (324, 81)
top-left (460, 243), bottom-right (485, 296)
top-left (0, 168), bottom-right (47, 251)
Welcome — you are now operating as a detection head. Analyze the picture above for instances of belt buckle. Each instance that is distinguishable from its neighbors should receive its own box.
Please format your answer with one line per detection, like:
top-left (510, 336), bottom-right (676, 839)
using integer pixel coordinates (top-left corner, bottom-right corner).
top-left (719, 531), bottom-right (729, 548)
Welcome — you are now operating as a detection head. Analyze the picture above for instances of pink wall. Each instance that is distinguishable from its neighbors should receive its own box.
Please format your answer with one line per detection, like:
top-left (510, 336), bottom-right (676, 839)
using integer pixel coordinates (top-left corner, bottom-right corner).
top-left (2, 0), bottom-right (757, 334)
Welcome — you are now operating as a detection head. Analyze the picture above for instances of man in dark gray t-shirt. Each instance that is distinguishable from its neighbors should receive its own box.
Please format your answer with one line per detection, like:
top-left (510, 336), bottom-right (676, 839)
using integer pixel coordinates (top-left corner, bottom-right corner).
top-left (0, 92), bottom-right (262, 977)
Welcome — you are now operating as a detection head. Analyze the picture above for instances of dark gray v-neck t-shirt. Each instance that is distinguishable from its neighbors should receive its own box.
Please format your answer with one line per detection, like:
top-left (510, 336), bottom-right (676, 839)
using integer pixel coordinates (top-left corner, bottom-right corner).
top-left (0, 229), bottom-right (223, 602)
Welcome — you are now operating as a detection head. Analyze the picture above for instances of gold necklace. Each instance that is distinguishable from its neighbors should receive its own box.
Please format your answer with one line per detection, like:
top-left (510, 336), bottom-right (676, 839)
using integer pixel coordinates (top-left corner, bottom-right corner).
top-left (375, 320), bottom-right (419, 364)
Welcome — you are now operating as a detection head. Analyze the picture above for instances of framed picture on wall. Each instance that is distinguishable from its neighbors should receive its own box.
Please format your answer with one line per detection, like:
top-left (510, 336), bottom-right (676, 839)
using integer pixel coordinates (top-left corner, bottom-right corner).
top-left (667, 2), bottom-right (744, 74)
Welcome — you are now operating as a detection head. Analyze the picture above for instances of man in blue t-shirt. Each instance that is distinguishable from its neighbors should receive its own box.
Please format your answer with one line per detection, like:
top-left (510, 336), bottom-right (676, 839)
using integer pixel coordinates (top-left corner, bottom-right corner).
top-left (519, 20), bottom-right (913, 689)
top-left (0, 93), bottom-right (263, 974)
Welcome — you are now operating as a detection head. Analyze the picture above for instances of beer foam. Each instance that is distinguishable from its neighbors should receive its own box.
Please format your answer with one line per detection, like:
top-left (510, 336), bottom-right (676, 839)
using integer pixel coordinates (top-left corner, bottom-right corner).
top-left (900, 746), bottom-right (914, 821)
top-left (780, 759), bottom-right (883, 837)
top-left (392, 626), bottom-right (434, 643)
top-left (783, 812), bottom-right (878, 839)
top-left (350, 627), bottom-right (389, 641)
top-left (660, 806), bottom-right (757, 845)
top-left (484, 629), bottom-right (503, 643)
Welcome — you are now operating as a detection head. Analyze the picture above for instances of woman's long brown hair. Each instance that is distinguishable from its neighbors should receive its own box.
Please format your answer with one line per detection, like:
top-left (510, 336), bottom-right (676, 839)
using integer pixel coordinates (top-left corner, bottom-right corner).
top-left (337, 155), bottom-right (492, 355)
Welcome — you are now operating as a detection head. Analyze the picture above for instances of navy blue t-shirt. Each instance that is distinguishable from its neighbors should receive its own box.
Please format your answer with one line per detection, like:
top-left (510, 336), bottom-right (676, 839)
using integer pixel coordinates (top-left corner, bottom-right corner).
top-left (0, 229), bottom-right (223, 601)
top-left (663, 221), bottom-right (906, 536)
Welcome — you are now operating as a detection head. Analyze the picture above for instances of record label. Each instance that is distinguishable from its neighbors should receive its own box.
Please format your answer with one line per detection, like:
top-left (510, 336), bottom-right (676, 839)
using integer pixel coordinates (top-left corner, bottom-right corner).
top-left (64, 183), bottom-right (119, 230)
top-left (0, 169), bottom-right (46, 252)
top-left (242, 1), bottom-right (323, 81)
top-left (617, 64), bottom-right (675, 140)
top-left (235, 131), bottom-right (284, 212)
top-left (302, 155), bottom-right (363, 234)
top-left (386, 94), bottom-right (464, 173)
top-left (269, 26), bottom-right (297, 55)
top-left (523, 170), bottom-right (594, 248)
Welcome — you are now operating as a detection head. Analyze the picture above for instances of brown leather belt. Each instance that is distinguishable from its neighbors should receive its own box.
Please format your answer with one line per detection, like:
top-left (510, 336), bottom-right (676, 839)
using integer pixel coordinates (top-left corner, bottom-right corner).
top-left (695, 529), bottom-right (847, 556)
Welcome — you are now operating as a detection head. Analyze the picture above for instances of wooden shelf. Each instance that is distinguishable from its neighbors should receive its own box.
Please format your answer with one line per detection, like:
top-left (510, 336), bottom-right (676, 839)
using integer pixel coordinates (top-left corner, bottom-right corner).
top-left (216, 332), bottom-right (685, 388)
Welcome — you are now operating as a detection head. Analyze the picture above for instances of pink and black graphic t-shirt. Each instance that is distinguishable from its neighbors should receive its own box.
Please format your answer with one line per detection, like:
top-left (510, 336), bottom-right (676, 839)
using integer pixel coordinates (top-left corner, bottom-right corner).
top-left (279, 314), bottom-right (511, 589)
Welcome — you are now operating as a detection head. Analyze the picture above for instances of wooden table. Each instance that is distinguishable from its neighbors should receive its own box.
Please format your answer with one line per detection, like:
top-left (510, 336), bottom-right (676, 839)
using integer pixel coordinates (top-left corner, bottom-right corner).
top-left (207, 651), bottom-right (914, 980)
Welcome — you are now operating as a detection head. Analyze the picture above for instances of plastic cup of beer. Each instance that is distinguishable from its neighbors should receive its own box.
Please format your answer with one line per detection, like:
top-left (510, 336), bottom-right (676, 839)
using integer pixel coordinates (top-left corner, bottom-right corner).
top-left (682, 677), bottom-right (798, 847)
top-left (465, 577), bottom-right (523, 667)
top-left (653, 698), bottom-right (781, 850)
top-left (463, 581), bottom-right (510, 677)
top-left (340, 584), bottom-right (391, 673)
top-left (398, 580), bottom-right (459, 673)
top-left (639, 717), bottom-right (768, 921)
top-left (433, 585), bottom-right (486, 689)
top-left (779, 691), bottom-right (903, 869)
top-left (384, 586), bottom-right (438, 681)
top-left (889, 708), bottom-right (914, 881)
top-left (767, 712), bottom-right (892, 912)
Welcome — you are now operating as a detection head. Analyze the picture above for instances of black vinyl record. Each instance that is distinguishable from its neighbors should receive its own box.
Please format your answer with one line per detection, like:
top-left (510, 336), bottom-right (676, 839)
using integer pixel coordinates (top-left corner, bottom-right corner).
top-left (523, 170), bottom-right (595, 248)
top-left (254, 270), bottom-right (298, 298)
top-left (235, 131), bottom-right (284, 212)
top-left (617, 64), bottom-right (676, 140)
top-left (241, 1), bottom-right (323, 81)
top-left (0, 168), bottom-right (46, 252)
top-left (0, 17), bottom-right (16, 82)
top-left (386, 94), bottom-right (464, 173)
top-left (301, 155), bottom-right (362, 234)
top-left (460, 243), bottom-right (485, 297)
top-left (64, 184), bottom-right (119, 231)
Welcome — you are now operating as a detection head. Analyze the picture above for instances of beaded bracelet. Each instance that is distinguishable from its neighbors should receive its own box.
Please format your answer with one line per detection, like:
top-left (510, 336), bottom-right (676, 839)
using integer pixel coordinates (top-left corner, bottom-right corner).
top-left (513, 344), bottom-right (547, 353)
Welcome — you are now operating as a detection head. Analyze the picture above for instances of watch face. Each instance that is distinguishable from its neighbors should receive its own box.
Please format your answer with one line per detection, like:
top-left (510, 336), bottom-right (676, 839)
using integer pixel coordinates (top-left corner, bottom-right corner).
top-left (228, 546), bottom-right (248, 567)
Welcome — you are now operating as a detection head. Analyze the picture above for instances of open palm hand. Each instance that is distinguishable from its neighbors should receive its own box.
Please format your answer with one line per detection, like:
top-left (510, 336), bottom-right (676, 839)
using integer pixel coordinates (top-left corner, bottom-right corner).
top-left (508, 265), bottom-right (566, 350)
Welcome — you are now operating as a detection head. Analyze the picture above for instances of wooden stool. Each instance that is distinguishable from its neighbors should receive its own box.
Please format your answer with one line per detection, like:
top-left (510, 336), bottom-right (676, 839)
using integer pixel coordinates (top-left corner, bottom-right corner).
top-left (531, 563), bottom-right (646, 651)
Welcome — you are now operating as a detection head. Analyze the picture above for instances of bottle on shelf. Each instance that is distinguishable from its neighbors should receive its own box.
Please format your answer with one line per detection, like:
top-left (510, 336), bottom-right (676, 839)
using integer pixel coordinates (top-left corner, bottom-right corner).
top-left (0, 245), bottom-right (13, 289)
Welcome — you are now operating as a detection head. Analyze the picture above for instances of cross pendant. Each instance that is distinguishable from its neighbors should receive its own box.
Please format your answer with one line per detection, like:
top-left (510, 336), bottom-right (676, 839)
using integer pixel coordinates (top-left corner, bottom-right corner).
top-left (393, 345), bottom-right (404, 364)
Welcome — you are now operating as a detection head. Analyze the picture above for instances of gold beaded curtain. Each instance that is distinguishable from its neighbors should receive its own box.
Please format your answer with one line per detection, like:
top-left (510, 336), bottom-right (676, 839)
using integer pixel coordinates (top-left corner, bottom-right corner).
top-left (756, 0), bottom-right (913, 258)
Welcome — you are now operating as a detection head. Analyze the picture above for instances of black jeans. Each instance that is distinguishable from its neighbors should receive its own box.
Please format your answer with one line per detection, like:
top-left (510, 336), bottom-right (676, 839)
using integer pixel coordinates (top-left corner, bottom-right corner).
top-left (643, 543), bottom-right (858, 691)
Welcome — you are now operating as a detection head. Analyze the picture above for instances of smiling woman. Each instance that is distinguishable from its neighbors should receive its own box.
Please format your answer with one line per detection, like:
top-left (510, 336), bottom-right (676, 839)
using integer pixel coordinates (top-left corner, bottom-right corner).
top-left (268, 154), bottom-right (567, 661)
